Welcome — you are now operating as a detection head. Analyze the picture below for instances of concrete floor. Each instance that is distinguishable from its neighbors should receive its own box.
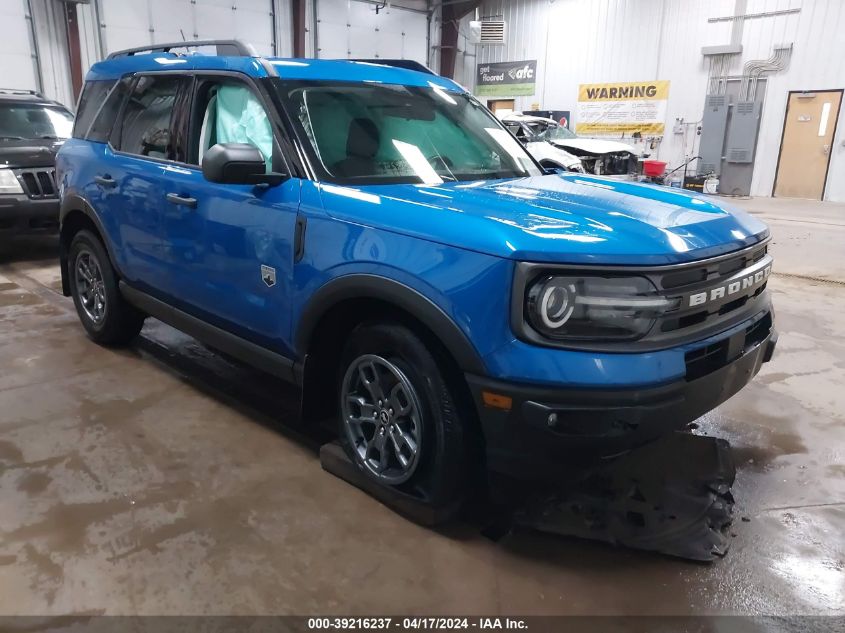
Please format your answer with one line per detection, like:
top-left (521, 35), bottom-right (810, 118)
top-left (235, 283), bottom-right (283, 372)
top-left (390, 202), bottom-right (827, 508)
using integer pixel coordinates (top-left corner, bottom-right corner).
top-left (0, 197), bottom-right (842, 616)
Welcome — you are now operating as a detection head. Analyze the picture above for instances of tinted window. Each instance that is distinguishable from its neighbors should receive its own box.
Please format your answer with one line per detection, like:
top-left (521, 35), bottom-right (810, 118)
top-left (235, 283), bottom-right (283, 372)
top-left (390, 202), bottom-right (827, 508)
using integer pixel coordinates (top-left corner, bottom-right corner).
top-left (87, 76), bottom-right (133, 142)
top-left (116, 75), bottom-right (183, 160)
top-left (73, 80), bottom-right (115, 139)
top-left (0, 103), bottom-right (74, 140)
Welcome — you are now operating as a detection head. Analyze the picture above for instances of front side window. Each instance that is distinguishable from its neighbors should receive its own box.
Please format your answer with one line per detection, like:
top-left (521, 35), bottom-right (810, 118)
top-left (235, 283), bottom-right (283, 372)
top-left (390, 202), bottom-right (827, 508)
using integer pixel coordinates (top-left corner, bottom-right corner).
top-left (0, 103), bottom-right (74, 141)
top-left (190, 79), bottom-right (274, 172)
top-left (115, 75), bottom-right (183, 160)
top-left (276, 81), bottom-right (541, 185)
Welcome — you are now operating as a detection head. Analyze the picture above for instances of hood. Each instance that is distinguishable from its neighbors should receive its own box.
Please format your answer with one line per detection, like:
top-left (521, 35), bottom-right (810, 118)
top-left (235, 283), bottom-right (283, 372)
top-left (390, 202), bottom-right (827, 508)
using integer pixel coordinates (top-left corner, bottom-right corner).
top-left (535, 142), bottom-right (582, 169)
top-left (317, 174), bottom-right (770, 266)
top-left (552, 138), bottom-right (635, 155)
top-left (0, 138), bottom-right (64, 168)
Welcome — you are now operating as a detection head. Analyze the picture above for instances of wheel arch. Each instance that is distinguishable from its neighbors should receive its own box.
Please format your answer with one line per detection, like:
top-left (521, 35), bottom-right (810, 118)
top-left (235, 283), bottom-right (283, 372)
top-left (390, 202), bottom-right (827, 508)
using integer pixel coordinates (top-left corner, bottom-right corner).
top-left (59, 194), bottom-right (115, 297)
top-left (296, 274), bottom-right (485, 375)
top-left (296, 275), bottom-right (487, 425)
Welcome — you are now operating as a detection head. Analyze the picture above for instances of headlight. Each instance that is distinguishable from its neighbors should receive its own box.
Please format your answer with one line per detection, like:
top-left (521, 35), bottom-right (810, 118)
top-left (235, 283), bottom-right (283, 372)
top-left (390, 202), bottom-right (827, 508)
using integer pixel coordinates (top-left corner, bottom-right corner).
top-left (525, 275), bottom-right (679, 341)
top-left (0, 168), bottom-right (23, 194)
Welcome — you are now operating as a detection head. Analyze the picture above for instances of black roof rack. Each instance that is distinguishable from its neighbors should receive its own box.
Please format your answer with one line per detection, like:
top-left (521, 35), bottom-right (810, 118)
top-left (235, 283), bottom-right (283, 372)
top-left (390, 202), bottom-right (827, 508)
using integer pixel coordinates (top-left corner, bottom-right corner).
top-left (350, 59), bottom-right (437, 75)
top-left (107, 39), bottom-right (258, 60)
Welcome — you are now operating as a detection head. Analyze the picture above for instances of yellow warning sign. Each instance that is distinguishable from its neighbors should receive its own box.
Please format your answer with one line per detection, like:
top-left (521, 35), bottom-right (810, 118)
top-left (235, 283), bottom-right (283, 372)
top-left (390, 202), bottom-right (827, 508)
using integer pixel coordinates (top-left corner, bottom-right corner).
top-left (576, 81), bottom-right (670, 136)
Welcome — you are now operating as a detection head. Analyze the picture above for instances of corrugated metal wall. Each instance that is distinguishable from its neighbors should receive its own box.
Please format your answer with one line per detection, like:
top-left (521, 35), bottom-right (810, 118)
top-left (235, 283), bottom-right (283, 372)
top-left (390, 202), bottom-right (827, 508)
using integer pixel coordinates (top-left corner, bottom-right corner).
top-left (13, 0), bottom-right (426, 104)
top-left (461, 0), bottom-right (845, 202)
top-left (3, 0), bottom-right (296, 107)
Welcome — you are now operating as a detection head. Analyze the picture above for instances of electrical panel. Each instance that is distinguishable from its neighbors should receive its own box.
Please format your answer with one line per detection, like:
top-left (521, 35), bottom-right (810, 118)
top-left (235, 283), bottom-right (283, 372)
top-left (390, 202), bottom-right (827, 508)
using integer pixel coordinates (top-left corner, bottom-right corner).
top-left (698, 95), bottom-right (729, 175)
top-left (724, 101), bottom-right (762, 164)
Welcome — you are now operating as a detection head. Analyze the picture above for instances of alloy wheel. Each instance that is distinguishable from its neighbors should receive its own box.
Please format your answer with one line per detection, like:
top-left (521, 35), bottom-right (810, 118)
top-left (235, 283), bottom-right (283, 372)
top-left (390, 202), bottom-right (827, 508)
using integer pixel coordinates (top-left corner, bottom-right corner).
top-left (341, 354), bottom-right (423, 484)
top-left (75, 249), bottom-right (107, 325)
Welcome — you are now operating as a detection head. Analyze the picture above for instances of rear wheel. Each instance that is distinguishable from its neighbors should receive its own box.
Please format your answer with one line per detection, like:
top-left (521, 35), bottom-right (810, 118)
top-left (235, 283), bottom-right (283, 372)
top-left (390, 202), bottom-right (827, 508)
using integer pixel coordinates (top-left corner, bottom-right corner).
top-left (68, 230), bottom-right (144, 345)
top-left (338, 322), bottom-right (471, 520)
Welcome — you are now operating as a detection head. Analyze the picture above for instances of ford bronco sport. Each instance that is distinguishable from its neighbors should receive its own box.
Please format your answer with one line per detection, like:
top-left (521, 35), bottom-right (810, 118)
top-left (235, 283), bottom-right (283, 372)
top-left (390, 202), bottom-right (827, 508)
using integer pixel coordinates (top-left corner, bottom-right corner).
top-left (56, 41), bottom-right (776, 519)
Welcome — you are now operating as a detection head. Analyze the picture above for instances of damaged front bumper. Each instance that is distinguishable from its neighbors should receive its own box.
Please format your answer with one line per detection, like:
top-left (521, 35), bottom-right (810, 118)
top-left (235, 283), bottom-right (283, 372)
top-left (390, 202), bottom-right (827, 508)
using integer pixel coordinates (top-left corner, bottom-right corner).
top-left (467, 315), bottom-right (777, 480)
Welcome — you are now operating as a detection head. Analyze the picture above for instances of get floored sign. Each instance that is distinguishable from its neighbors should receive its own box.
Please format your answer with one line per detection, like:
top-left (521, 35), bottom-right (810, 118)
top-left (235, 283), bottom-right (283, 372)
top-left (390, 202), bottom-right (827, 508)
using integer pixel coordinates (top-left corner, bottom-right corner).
top-left (576, 80), bottom-right (670, 135)
top-left (476, 60), bottom-right (537, 97)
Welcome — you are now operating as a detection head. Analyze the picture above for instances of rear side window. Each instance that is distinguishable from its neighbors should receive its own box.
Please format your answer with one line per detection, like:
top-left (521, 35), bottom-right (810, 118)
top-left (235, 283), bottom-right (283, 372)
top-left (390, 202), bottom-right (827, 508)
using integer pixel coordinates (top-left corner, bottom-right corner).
top-left (87, 76), bottom-right (133, 142)
top-left (114, 75), bottom-right (184, 160)
top-left (72, 80), bottom-right (115, 139)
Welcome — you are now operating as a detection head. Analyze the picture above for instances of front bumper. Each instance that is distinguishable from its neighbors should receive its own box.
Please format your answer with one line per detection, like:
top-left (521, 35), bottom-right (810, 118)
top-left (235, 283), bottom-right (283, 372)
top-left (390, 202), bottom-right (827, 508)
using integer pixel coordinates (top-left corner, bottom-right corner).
top-left (0, 195), bottom-right (59, 236)
top-left (467, 312), bottom-right (777, 480)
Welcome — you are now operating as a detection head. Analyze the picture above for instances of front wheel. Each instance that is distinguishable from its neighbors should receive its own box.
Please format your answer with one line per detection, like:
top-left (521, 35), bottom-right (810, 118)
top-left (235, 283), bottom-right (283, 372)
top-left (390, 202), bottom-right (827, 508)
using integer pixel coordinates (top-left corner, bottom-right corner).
top-left (338, 323), bottom-right (471, 521)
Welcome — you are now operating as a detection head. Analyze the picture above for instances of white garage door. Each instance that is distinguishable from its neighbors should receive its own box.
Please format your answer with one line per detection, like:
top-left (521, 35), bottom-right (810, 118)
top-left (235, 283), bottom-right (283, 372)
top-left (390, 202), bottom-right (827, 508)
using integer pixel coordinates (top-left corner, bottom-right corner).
top-left (317, 0), bottom-right (428, 63)
top-left (0, 0), bottom-right (39, 92)
top-left (98, 0), bottom-right (276, 58)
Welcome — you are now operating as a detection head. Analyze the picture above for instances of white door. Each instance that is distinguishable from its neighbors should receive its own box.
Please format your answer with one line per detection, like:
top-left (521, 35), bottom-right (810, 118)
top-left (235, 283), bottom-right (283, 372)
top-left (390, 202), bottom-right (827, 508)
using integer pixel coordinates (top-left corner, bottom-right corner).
top-left (317, 0), bottom-right (427, 62)
top-left (0, 0), bottom-right (39, 91)
top-left (98, 0), bottom-right (275, 57)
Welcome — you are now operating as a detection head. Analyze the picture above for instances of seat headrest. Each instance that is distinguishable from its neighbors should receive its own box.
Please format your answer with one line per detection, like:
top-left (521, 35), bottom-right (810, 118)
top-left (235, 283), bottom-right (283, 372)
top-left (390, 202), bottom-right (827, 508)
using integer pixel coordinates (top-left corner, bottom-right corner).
top-left (346, 118), bottom-right (379, 159)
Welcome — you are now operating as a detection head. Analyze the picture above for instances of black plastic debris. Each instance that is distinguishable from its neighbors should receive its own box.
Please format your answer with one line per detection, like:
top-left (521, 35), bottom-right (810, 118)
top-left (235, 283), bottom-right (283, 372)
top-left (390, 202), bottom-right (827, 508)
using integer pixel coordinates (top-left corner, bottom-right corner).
top-left (321, 432), bottom-right (736, 562)
top-left (513, 432), bottom-right (736, 562)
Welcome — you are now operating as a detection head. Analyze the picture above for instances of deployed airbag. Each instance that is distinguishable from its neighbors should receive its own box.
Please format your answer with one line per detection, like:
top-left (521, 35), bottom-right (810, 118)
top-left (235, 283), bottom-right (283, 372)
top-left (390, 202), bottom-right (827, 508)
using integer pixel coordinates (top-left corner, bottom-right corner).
top-left (214, 85), bottom-right (273, 171)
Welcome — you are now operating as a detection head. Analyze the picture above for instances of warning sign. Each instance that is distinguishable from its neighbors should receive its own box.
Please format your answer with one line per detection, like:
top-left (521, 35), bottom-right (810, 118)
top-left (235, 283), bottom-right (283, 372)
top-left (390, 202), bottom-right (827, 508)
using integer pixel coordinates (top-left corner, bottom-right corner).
top-left (576, 80), bottom-right (670, 136)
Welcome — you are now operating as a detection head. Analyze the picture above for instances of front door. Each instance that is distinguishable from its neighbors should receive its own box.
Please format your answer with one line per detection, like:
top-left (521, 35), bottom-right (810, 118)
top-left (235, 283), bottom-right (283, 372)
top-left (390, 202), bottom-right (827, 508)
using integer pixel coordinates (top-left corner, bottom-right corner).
top-left (157, 74), bottom-right (300, 356)
top-left (774, 90), bottom-right (842, 200)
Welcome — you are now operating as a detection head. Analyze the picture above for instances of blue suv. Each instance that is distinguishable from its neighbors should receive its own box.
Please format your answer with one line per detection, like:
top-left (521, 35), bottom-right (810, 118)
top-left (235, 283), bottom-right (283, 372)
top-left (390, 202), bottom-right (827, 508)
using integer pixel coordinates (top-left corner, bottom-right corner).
top-left (56, 40), bottom-right (776, 519)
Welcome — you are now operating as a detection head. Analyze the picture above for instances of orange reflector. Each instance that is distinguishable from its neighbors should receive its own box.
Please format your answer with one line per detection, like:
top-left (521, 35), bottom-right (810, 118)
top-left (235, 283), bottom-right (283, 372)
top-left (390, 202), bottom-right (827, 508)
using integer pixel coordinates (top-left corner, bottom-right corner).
top-left (482, 391), bottom-right (513, 411)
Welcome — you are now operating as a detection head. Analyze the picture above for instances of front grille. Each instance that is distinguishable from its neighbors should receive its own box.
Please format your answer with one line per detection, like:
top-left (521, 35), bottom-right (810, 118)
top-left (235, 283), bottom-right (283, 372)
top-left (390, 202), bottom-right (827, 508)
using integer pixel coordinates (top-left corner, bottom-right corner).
top-left (684, 312), bottom-right (772, 381)
top-left (659, 244), bottom-right (767, 291)
top-left (654, 244), bottom-right (769, 336)
top-left (14, 168), bottom-right (57, 199)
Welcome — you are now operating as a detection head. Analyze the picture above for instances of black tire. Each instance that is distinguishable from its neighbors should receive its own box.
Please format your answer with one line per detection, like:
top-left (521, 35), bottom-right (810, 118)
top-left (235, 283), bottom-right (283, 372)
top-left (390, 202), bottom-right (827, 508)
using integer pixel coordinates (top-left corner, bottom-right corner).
top-left (68, 229), bottom-right (144, 345)
top-left (338, 322), bottom-right (471, 521)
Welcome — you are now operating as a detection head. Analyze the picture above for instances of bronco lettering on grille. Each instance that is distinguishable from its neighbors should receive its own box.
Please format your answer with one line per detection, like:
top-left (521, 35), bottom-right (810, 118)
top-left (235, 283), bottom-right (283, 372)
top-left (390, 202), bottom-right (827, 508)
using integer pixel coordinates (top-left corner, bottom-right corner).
top-left (688, 264), bottom-right (772, 308)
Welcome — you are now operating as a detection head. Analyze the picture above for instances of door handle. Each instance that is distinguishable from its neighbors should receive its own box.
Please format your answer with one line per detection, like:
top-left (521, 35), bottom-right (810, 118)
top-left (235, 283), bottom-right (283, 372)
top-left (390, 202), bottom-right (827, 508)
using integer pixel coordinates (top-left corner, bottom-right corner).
top-left (94, 175), bottom-right (116, 188)
top-left (166, 193), bottom-right (197, 209)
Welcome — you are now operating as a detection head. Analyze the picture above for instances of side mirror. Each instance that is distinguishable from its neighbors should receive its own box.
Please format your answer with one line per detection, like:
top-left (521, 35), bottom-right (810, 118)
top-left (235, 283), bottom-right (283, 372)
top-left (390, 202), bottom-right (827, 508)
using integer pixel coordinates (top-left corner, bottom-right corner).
top-left (201, 143), bottom-right (286, 186)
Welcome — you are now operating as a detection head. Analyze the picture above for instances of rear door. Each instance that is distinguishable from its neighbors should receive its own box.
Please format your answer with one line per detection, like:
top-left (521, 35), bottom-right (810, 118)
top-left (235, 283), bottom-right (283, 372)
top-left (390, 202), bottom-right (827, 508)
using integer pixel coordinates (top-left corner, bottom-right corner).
top-left (105, 73), bottom-right (192, 290)
top-left (155, 73), bottom-right (300, 356)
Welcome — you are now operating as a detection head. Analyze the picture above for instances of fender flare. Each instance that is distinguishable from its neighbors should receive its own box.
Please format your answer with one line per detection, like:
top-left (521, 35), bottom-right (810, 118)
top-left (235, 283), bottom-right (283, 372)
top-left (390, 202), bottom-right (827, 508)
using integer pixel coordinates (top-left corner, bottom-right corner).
top-left (59, 193), bottom-right (123, 295)
top-left (295, 274), bottom-right (487, 375)
top-left (60, 192), bottom-right (108, 238)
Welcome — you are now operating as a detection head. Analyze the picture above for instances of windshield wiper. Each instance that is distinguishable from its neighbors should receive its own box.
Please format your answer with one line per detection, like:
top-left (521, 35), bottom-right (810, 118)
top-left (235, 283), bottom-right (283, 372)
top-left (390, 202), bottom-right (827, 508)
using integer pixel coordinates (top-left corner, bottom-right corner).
top-left (0, 136), bottom-right (25, 140)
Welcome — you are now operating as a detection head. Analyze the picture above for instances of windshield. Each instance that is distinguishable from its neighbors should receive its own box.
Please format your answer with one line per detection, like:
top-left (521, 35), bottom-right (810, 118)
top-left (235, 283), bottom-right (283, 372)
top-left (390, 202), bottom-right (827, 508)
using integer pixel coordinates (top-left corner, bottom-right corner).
top-left (0, 103), bottom-right (74, 140)
top-left (276, 81), bottom-right (541, 185)
top-left (528, 121), bottom-right (577, 142)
